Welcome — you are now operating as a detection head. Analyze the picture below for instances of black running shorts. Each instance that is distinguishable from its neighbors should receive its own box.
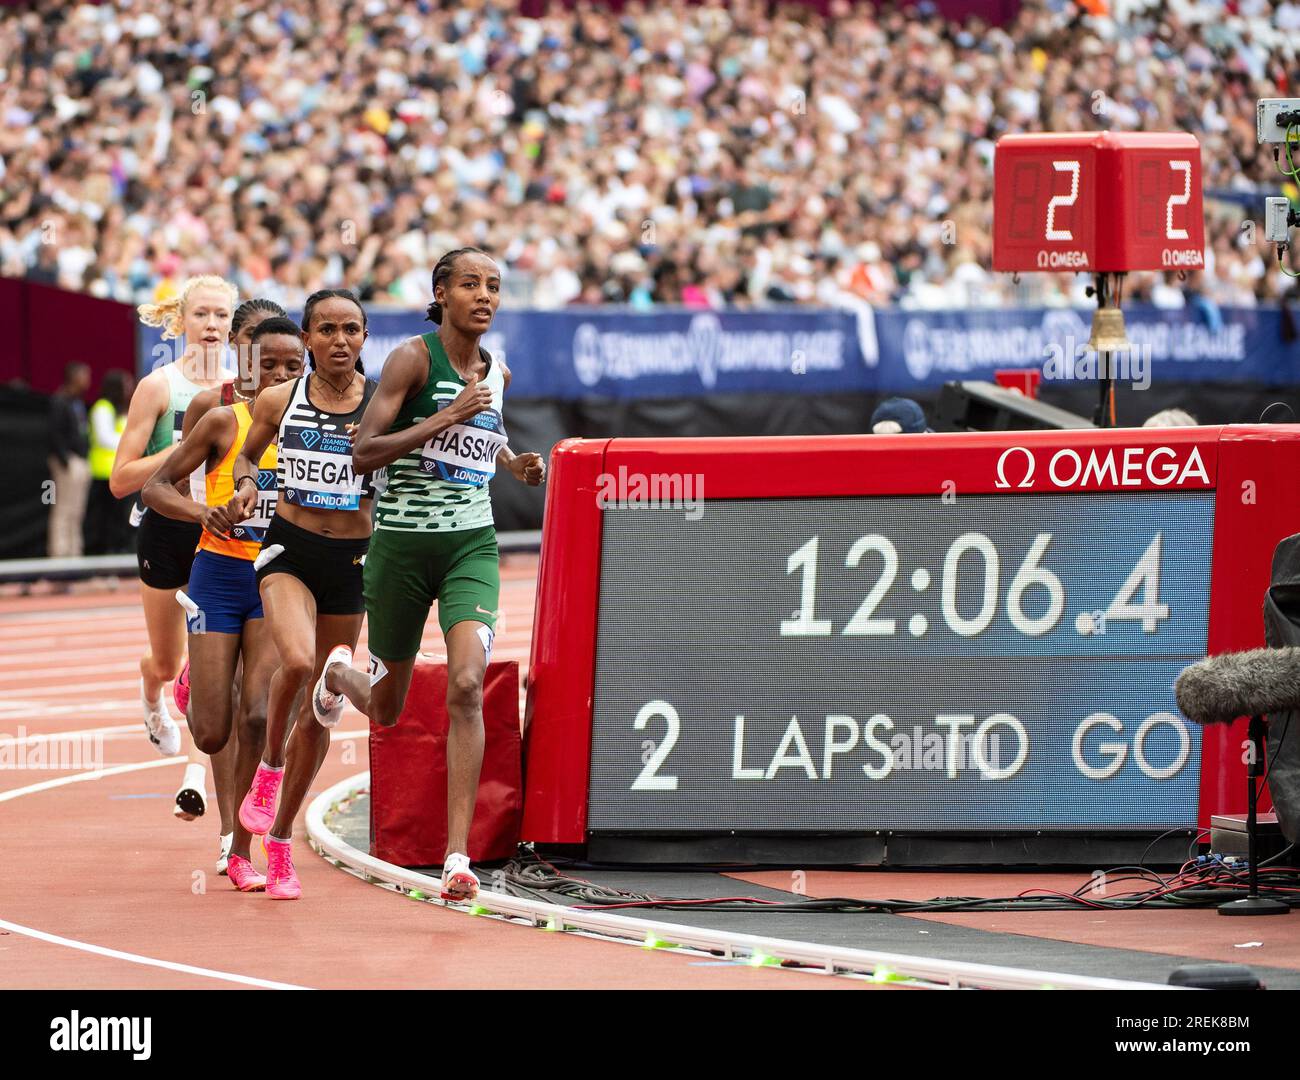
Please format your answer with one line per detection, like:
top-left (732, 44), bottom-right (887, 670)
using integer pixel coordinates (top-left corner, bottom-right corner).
top-left (254, 514), bottom-right (369, 616)
top-left (136, 509), bottom-right (201, 590)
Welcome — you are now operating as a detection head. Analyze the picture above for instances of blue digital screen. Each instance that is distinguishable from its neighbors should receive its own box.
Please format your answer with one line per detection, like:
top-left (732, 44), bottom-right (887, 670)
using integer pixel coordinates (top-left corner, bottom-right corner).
top-left (588, 493), bottom-right (1213, 832)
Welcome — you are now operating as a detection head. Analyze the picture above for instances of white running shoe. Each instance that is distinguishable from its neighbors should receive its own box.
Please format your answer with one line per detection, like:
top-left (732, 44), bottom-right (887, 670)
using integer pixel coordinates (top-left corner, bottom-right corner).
top-left (141, 678), bottom-right (181, 757)
top-left (312, 644), bottom-right (353, 728)
top-left (216, 832), bottom-right (234, 876)
top-left (440, 852), bottom-right (479, 902)
top-left (174, 761), bottom-right (207, 821)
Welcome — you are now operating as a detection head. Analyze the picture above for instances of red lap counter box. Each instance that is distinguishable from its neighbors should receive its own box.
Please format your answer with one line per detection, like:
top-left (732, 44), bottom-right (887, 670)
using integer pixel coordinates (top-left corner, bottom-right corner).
top-left (370, 657), bottom-right (523, 866)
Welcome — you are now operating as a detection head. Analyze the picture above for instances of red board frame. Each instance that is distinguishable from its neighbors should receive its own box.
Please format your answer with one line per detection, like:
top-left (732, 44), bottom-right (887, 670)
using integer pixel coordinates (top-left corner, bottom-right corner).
top-left (521, 426), bottom-right (1300, 844)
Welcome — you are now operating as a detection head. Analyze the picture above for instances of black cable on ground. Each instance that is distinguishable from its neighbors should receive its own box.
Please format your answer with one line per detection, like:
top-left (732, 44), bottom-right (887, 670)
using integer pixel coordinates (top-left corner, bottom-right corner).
top-left (498, 848), bottom-right (1300, 915)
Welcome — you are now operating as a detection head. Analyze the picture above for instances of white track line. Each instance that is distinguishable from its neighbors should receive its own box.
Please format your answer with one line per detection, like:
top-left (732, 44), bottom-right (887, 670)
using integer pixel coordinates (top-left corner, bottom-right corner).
top-left (0, 609), bottom-right (142, 626)
top-left (0, 724), bottom-right (136, 745)
top-left (0, 638), bottom-right (531, 664)
top-left (0, 918), bottom-right (309, 991)
top-left (0, 757), bottom-right (179, 802)
top-left (0, 630), bottom-right (200, 648)
top-left (0, 701), bottom-right (144, 719)
top-left (0, 730), bottom-right (180, 751)
top-left (0, 618), bottom-right (151, 631)
top-left (0, 755), bottom-right (316, 989)
top-left (0, 660), bottom-right (143, 678)
top-left (0, 649), bottom-right (146, 667)
top-left (0, 679), bottom-right (141, 698)
top-left (0, 724), bottom-right (367, 749)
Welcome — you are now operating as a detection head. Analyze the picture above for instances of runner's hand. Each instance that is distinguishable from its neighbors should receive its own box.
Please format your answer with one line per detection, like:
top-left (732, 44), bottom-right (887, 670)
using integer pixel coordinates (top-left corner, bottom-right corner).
top-left (201, 502), bottom-right (238, 539)
top-left (445, 376), bottom-right (494, 424)
top-left (228, 483), bottom-right (258, 523)
top-left (510, 452), bottom-right (546, 486)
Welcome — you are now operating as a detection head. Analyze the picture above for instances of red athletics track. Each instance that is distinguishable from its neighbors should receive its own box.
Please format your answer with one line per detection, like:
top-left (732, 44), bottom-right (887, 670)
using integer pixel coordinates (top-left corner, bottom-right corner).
top-left (0, 556), bottom-right (847, 991)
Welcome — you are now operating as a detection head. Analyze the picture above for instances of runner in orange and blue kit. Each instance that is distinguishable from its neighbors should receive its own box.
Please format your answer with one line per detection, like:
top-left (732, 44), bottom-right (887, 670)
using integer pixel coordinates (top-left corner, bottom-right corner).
top-left (141, 317), bottom-right (306, 891)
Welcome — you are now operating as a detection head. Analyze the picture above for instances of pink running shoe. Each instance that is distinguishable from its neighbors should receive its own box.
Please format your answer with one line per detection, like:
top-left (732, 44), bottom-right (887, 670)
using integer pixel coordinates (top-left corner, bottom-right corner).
top-left (264, 837), bottom-right (301, 900)
top-left (238, 762), bottom-right (283, 836)
top-left (172, 659), bottom-right (191, 716)
top-left (227, 853), bottom-right (266, 892)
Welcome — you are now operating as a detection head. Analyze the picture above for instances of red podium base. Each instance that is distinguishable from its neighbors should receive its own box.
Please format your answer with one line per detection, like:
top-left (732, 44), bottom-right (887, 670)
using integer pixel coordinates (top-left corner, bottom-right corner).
top-left (369, 658), bottom-right (523, 867)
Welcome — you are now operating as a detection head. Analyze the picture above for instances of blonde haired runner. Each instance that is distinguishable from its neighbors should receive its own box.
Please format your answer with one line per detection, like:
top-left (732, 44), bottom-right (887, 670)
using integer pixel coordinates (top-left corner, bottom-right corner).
top-left (116, 276), bottom-right (237, 819)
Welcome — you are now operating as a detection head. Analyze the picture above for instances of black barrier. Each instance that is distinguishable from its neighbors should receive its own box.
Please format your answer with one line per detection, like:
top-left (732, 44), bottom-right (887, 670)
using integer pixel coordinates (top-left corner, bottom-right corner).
top-left (2, 385), bottom-right (55, 559)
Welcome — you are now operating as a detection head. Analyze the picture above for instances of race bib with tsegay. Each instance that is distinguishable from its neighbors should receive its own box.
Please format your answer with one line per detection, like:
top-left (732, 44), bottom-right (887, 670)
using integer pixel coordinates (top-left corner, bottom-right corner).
top-left (280, 428), bottom-right (365, 511)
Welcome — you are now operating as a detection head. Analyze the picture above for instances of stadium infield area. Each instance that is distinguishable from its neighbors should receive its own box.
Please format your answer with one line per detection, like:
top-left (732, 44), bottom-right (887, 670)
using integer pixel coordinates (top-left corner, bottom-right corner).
top-left (3, 558), bottom-right (1299, 994)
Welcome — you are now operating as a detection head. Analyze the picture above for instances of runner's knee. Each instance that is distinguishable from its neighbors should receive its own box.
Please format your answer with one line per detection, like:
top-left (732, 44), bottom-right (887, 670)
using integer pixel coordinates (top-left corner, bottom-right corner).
top-left (142, 654), bottom-right (183, 683)
top-left (191, 724), bottom-right (229, 756)
top-left (277, 654), bottom-right (314, 690)
top-left (447, 670), bottom-right (483, 717)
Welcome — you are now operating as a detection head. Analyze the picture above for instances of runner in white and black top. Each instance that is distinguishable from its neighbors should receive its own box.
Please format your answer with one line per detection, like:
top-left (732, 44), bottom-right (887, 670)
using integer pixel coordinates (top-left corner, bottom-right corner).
top-left (120, 275), bottom-right (236, 822)
top-left (226, 289), bottom-right (375, 900)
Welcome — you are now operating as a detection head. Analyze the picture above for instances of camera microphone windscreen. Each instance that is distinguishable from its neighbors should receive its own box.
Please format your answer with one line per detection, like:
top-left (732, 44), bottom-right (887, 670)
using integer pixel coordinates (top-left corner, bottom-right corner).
top-left (1175, 647), bottom-right (1300, 725)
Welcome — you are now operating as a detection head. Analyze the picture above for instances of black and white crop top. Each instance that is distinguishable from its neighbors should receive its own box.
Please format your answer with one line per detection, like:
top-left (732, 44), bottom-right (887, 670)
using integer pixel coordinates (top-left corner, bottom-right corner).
top-left (275, 374), bottom-right (378, 512)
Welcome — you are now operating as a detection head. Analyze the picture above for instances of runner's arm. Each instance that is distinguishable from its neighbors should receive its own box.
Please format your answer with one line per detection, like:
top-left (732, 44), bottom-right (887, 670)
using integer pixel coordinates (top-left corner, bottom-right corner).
top-left (230, 382), bottom-right (289, 517)
top-left (181, 388), bottom-right (222, 439)
top-left (499, 445), bottom-right (546, 485)
top-left (352, 338), bottom-right (493, 474)
top-left (109, 372), bottom-right (175, 498)
top-left (141, 410), bottom-right (232, 525)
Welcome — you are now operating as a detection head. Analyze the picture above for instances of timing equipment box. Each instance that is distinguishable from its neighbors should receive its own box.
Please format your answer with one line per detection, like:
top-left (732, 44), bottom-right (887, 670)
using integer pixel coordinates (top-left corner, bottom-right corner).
top-left (522, 427), bottom-right (1300, 864)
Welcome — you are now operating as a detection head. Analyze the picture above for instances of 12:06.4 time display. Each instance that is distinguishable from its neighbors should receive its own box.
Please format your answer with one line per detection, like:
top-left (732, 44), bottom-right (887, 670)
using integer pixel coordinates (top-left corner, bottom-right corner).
top-left (780, 530), bottom-right (1166, 641)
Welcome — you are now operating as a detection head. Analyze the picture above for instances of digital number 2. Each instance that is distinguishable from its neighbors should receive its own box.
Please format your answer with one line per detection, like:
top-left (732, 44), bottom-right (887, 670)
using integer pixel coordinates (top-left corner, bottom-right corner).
top-left (630, 700), bottom-right (680, 791)
top-left (1045, 161), bottom-right (1080, 241)
top-left (1166, 161), bottom-right (1190, 241)
top-left (842, 535), bottom-right (899, 636)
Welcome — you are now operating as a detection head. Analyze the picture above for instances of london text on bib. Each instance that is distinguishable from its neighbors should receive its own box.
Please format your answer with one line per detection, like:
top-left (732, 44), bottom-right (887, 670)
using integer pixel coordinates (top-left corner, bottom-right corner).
top-left (419, 409), bottom-right (508, 486)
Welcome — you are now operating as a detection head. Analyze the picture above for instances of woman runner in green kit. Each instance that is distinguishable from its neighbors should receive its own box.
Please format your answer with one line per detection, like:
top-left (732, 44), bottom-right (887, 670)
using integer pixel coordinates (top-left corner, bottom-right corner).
top-left (324, 248), bottom-right (545, 902)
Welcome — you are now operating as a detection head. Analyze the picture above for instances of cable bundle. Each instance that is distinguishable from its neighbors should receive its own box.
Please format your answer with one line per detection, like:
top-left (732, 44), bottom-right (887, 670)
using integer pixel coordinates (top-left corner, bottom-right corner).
top-left (496, 844), bottom-right (1300, 915)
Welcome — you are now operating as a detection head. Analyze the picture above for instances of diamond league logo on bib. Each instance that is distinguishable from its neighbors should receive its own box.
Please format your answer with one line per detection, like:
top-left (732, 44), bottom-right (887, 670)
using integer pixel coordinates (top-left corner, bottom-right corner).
top-left (282, 427), bottom-right (363, 510)
top-left (420, 408), bottom-right (509, 486)
top-left (240, 473), bottom-right (278, 535)
top-left (286, 428), bottom-right (351, 456)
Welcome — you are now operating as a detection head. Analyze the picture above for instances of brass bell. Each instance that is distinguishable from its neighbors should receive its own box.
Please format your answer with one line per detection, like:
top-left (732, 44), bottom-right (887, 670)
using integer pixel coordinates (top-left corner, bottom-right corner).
top-left (1087, 307), bottom-right (1130, 353)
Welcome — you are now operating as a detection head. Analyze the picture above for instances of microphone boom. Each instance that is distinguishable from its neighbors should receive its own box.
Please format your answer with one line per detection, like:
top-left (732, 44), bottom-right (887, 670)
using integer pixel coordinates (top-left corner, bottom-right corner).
top-left (1175, 647), bottom-right (1300, 725)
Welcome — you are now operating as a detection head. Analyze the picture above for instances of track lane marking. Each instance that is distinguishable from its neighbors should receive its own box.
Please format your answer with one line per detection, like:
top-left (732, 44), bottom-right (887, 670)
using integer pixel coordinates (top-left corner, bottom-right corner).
top-left (0, 918), bottom-right (310, 990)
top-left (0, 756), bottom-right (319, 989)
top-left (0, 756), bottom-right (179, 802)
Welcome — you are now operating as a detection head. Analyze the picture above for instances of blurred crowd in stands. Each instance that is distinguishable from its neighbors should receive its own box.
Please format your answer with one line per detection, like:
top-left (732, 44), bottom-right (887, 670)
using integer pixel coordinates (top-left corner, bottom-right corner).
top-left (1, 0), bottom-right (1297, 312)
